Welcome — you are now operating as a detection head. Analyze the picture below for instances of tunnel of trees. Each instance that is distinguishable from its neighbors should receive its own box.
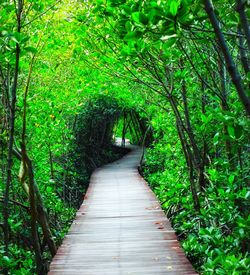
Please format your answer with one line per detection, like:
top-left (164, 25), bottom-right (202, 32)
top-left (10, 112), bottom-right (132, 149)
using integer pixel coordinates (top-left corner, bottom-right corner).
top-left (73, 95), bottom-right (152, 208)
top-left (0, 0), bottom-right (250, 274)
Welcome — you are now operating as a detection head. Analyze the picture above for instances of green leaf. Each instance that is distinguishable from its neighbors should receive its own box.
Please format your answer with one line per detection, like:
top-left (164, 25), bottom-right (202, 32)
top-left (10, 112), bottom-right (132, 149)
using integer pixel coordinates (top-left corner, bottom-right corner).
top-left (2, 256), bottom-right (11, 266)
top-left (122, 5), bottom-right (132, 15)
top-left (10, 35), bottom-right (19, 44)
top-left (239, 228), bottom-right (244, 237)
top-left (131, 12), bottom-right (149, 25)
top-left (125, 21), bottom-right (133, 31)
top-left (148, 9), bottom-right (163, 25)
top-left (46, 186), bottom-right (53, 193)
top-left (227, 125), bottom-right (235, 139)
top-left (228, 174), bottom-right (235, 184)
top-left (245, 191), bottom-right (250, 199)
top-left (247, 72), bottom-right (250, 81)
top-left (109, 0), bottom-right (126, 7)
top-left (213, 132), bottom-right (220, 146)
top-left (123, 31), bottom-right (142, 41)
top-left (9, 32), bottom-right (29, 44)
top-left (24, 46), bottom-right (38, 55)
top-left (170, 0), bottom-right (180, 16)
top-left (234, 124), bottom-right (243, 139)
top-left (162, 37), bottom-right (177, 51)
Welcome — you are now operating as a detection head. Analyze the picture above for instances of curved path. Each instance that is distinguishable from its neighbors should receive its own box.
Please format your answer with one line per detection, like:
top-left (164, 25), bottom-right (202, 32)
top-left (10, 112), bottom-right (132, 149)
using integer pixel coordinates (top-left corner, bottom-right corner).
top-left (49, 147), bottom-right (197, 275)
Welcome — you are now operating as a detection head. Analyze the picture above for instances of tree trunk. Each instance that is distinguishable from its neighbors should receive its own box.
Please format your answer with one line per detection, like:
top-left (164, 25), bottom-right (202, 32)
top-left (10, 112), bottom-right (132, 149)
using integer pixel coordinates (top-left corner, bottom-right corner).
top-left (203, 0), bottom-right (250, 115)
top-left (21, 146), bottom-right (44, 274)
top-left (236, 0), bottom-right (250, 50)
top-left (2, 2), bottom-right (22, 267)
top-left (218, 52), bottom-right (235, 167)
top-left (176, 119), bottom-right (201, 212)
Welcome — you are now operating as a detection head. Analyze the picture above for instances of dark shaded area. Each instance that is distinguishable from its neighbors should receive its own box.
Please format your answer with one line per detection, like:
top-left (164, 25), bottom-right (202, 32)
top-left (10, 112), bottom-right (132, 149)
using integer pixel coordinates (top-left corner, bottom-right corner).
top-left (72, 95), bottom-right (129, 208)
top-left (118, 110), bottom-right (153, 147)
top-left (56, 95), bottom-right (152, 209)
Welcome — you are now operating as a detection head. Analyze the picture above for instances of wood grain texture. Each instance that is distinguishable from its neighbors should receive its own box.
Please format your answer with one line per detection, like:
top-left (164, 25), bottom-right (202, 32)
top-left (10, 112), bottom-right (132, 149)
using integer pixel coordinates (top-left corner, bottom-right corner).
top-left (48, 147), bottom-right (197, 275)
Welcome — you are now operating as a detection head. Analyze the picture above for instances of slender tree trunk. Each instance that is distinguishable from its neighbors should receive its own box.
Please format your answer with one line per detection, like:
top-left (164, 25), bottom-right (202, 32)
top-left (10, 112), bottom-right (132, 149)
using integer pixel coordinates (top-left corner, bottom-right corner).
top-left (181, 79), bottom-right (202, 170)
top-left (35, 189), bottom-right (57, 257)
top-left (133, 112), bottom-right (149, 145)
top-left (176, 120), bottom-right (190, 172)
top-left (122, 112), bottom-right (126, 147)
top-left (129, 112), bottom-right (141, 144)
top-left (201, 83), bottom-right (210, 176)
top-left (100, 121), bottom-right (107, 145)
top-left (218, 52), bottom-right (235, 167)
top-left (236, 0), bottom-right (250, 50)
top-left (203, 0), bottom-right (250, 115)
top-left (20, 51), bottom-right (44, 273)
top-left (21, 42), bottom-right (57, 262)
top-left (139, 124), bottom-right (152, 167)
top-left (176, 120), bottom-right (201, 212)
top-left (21, 145), bottom-right (44, 274)
top-left (182, 108), bottom-right (203, 191)
top-left (238, 24), bottom-right (249, 74)
top-left (2, 2), bottom-right (22, 268)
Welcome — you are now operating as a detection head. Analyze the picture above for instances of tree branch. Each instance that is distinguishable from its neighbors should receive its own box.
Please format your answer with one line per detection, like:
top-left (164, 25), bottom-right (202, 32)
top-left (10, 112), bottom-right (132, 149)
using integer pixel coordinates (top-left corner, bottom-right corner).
top-left (203, 0), bottom-right (250, 115)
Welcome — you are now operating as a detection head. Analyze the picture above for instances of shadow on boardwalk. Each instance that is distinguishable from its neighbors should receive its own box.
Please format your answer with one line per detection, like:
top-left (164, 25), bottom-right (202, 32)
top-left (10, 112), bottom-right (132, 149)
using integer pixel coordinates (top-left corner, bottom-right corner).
top-left (49, 147), bottom-right (197, 275)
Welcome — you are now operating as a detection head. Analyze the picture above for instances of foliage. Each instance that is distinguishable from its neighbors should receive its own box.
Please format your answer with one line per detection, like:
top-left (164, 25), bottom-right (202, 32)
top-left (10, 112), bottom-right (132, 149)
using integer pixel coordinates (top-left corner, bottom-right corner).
top-left (1, 0), bottom-right (250, 274)
top-left (143, 109), bottom-right (250, 274)
top-left (73, 95), bottom-right (128, 205)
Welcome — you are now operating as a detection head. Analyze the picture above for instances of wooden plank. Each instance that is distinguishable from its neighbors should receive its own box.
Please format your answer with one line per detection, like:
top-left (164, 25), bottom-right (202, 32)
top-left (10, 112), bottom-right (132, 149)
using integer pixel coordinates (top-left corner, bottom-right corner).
top-left (48, 147), bottom-right (197, 275)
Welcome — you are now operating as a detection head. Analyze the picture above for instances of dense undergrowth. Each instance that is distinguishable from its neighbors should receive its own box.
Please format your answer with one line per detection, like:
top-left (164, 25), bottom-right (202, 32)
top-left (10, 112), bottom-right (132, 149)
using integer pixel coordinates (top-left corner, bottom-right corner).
top-left (143, 124), bottom-right (250, 274)
top-left (0, 94), bottom-right (129, 274)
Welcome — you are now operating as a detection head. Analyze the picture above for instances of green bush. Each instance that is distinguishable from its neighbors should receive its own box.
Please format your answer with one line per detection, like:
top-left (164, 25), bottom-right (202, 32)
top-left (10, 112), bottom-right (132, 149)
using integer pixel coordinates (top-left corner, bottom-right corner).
top-left (143, 139), bottom-right (250, 274)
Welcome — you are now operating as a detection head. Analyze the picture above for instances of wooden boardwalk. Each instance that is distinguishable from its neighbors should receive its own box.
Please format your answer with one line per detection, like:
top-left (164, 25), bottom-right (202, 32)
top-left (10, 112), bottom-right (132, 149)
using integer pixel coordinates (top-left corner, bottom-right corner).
top-left (49, 147), bottom-right (197, 275)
